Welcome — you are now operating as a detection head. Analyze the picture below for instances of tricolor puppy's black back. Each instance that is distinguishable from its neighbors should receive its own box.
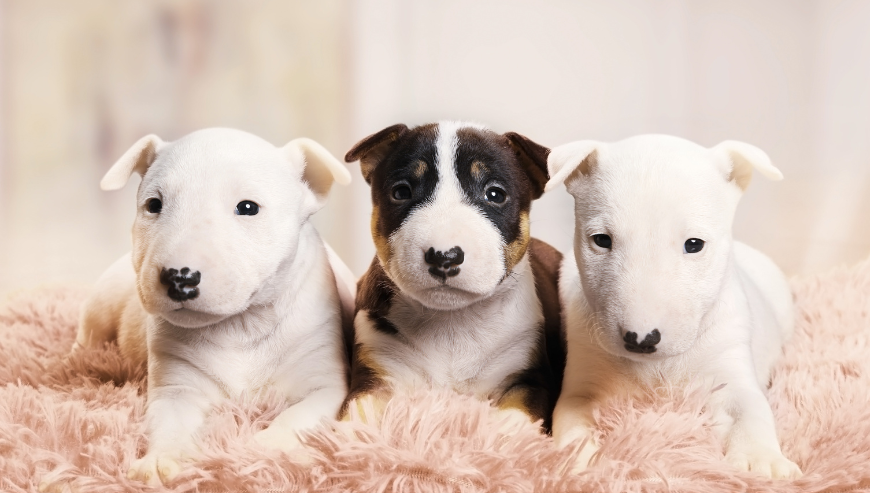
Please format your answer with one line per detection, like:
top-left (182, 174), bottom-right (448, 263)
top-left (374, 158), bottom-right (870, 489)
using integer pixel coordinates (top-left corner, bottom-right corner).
top-left (342, 121), bottom-right (564, 430)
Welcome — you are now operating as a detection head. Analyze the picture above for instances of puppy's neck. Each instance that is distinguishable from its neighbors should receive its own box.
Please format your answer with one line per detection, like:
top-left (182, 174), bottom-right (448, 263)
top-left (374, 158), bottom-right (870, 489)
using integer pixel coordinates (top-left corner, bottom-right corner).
top-left (255, 221), bottom-right (326, 312)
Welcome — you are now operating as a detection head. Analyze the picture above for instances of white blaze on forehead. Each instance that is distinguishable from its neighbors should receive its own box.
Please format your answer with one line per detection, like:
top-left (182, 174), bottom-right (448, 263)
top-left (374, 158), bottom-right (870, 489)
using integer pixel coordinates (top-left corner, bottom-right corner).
top-left (434, 121), bottom-right (487, 205)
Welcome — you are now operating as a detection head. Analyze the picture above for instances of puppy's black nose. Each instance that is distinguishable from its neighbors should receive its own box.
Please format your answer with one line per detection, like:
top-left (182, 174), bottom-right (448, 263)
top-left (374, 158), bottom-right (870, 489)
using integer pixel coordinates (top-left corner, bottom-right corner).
top-left (623, 329), bottom-right (661, 354)
top-left (160, 267), bottom-right (201, 302)
top-left (424, 246), bottom-right (464, 280)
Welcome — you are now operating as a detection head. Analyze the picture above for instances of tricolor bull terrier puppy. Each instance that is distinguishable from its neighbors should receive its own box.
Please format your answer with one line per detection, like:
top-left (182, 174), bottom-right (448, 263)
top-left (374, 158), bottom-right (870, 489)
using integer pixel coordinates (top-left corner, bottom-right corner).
top-left (341, 121), bottom-right (564, 429)
top-left (546, 135), bottom-right (802, 479)
top-left (73, 128), bottom-right (355, 486)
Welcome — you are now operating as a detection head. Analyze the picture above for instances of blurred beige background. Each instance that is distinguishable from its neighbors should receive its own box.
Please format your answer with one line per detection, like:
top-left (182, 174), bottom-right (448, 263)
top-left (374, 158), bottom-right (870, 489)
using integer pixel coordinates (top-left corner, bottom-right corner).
top-left (1, 0), bottom-right (869, 298)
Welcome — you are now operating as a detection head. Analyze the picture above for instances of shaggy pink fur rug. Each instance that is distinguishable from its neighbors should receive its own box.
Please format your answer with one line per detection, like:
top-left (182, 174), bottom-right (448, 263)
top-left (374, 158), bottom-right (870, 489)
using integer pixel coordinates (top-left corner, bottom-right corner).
top-left (2, 257), bottom-right (870, 493)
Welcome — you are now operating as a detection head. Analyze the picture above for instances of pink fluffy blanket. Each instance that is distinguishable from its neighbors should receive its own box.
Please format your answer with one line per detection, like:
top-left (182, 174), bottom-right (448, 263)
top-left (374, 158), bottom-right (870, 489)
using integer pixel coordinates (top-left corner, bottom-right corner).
top-left (2, 257), bottom-right (870, 493)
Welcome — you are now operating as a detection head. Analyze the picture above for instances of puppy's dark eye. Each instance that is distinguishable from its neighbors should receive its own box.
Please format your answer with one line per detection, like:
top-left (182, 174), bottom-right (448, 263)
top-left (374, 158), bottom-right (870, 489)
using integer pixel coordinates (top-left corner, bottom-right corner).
top-left (235, 200), bottom-right (259, 216)
top-left (592, 234), bottom-right (612, 249)
top-left (485, 187), bottom-right (506, 204)
top-left (147, 198), bottom-right (162, 214)
top-left (684, 238), bottom-right (705, 253)
top-left (391, 184), bottom-right (412, 201)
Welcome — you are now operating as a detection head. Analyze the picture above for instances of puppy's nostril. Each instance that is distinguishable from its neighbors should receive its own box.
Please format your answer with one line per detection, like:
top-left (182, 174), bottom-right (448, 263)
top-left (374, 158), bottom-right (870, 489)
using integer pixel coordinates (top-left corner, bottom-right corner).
top-left (644, 329), bottom-right (661, 346)
top-left (424, 246), bottom-right (465, 268)
top-left (160, 267), bottom-right (202, 301)
top-left (425, 246), bottom-right (464, 280)
top-left (623, 329), bottom-right (661, 354)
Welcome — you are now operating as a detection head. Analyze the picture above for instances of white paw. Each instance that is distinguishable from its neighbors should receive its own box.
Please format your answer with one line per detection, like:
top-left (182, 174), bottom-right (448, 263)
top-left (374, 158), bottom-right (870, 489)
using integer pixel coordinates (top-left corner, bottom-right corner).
top-left (127, 452), bottom-right (184, 486)
top-left (555, 426), bottom-right (600, 474)
top-left (493, 407), bottom-right (533, 435)
top-left (253, 426), bottom-right (313, 464)
top-left (726, 447), bottom-right (803, 479)
top-left (568, 438), bottom-right (600, 474)
top-left (253, 425), bottom-right (302, 451)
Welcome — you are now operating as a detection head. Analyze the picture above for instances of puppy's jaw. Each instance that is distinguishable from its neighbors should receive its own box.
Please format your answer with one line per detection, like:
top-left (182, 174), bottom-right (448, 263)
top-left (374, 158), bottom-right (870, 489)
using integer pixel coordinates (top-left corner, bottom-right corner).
top-left (370, 205), bottom-right (392, 267)
top-left (503, 211), bottom-right (531, 273)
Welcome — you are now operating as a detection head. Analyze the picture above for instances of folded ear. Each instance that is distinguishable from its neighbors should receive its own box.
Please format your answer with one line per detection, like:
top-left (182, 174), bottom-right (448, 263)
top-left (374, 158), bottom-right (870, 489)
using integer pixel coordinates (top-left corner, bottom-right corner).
top-left (345, 124), bottom-right (409, 184)
top-left (284, 138), bottom-right (351, 204)
top-left (100, 134), bottom-right (164, 191)
top-left (504, 132), bottom-right (550, 199)
top-left (545, 140), bottom-right (602, 192)
top-left (710, 140), bottom-right (782, 191)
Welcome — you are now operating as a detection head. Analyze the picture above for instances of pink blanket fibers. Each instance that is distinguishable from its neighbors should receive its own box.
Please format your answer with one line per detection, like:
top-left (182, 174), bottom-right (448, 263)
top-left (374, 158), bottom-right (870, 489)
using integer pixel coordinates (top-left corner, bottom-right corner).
top-left (1, 256), bottom-right (869, 492)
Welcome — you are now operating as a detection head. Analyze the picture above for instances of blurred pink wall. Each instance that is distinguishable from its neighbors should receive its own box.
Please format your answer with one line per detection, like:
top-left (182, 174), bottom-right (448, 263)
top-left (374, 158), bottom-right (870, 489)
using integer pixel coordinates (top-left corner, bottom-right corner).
top-left (1, 0), bottom-right (868, 297)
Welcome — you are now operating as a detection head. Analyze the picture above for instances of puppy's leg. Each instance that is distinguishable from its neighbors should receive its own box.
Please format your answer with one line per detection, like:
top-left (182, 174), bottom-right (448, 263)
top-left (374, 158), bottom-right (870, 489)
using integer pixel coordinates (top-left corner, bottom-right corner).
top-left (706, 351), bottom-right (802, 480)
top-left (552, 394), bottom-right (600, 473)
top-left (494, 384), bottom-right (547, 434)
top-left (709, 382), bottom-right (802, 479)
top-left (253, 385), bottom-right (346, 451)
top-left (340, 343), bottom-right (392, 424)
top-left (128, 384), bottom-right (213, 486)
top-left (339, 389), bottom-right (392, 425)
top-left (73, 254), bottom-right (138, 352)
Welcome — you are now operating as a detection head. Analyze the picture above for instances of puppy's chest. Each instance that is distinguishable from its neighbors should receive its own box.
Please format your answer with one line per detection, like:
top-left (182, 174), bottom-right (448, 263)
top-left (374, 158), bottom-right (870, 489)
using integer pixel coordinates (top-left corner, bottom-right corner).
top-left (195, 331), bottom-right (286, 395)
top-left (366, 288), bottom-right (543, 396)
top-left (186, 315), bottom-right (320, 397)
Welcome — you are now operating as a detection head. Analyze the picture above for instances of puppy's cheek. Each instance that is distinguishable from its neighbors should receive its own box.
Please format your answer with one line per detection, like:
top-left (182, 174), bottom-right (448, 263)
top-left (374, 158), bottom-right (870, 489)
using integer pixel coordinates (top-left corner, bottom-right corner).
top-left (370, 206), bottom-right (393, 267)
top-left (503, 211), bottom-right (530, 272)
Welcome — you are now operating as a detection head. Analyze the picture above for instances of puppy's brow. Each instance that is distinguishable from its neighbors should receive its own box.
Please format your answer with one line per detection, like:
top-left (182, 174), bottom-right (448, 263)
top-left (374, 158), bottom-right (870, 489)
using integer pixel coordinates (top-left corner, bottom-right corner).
top-left (470, 161), bottom-right (489, 180)
top-left (413, 160), bottom-right (427, 178)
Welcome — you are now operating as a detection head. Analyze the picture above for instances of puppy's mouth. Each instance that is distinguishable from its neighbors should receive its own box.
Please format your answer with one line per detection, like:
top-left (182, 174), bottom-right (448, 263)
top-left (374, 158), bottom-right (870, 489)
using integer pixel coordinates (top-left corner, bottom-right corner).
top-left (163, 306), bottom-right (228, 328)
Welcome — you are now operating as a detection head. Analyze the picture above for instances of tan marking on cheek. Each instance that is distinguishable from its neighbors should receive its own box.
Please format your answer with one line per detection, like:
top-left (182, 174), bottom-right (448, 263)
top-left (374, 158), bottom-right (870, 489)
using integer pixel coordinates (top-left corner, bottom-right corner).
top-left (413, 160), bottom-right (427, 179)
top-left (370, 205), bottom-right (393, 266)
top-left (470, 160), bottom-right (488, 180)
top-left (504, 211), bottom-right (531, 271)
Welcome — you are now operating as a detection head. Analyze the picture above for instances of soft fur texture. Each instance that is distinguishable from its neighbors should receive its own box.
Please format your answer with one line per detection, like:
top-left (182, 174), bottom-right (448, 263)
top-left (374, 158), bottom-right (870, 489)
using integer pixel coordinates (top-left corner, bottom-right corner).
top-left (547, 135), bottom-right (801, 478)
top-left (72, 128), bottom-right (355, 486)
top-left (2, 255), bottom-right (869, 491)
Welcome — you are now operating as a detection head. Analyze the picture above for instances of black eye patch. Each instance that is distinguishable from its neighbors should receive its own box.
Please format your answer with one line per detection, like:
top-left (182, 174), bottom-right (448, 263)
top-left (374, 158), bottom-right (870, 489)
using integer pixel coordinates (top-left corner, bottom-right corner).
top-left (367, 125), bottom-right (440, 238)
top-left (453, 128), bottom-right (533, 245)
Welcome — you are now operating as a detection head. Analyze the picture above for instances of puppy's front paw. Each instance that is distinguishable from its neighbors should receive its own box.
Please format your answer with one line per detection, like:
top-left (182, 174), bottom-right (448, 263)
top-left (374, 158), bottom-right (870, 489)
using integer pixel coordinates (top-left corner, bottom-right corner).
top-left (253, 426), bottom-right (313, 464)
top-left (569, 438), bottom-right (600, 474)
top-left (127, 452), bottom-right (183, 486)
top-left (555, 427), bottom-right (600, 475)
top-left (493, 407), bottom-right (533, 435)
top-left (343, 394), bottom-right (387, 425)
top-left (254, 425), bottom-right (301, 450)
top-left (726, 447), bottom-right (802, 479)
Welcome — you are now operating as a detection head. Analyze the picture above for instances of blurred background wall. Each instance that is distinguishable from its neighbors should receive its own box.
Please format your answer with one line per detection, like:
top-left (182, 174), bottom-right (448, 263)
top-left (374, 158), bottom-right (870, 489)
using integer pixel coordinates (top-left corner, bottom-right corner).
top-left (1, 0), bottom-right (869, 298)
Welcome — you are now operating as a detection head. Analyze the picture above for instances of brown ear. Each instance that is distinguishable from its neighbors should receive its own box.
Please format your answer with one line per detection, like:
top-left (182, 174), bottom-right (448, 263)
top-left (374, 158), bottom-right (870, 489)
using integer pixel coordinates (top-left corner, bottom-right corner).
top-left (345, 124), bottom-right (409, 184)
top-left (504, 132), bottom-right (550, 199)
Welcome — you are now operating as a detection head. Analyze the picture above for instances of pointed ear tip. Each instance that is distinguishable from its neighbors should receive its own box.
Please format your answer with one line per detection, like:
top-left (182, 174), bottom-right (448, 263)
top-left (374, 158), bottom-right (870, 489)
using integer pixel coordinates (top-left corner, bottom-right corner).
top-left (544, 182), bottom-right (558, 193)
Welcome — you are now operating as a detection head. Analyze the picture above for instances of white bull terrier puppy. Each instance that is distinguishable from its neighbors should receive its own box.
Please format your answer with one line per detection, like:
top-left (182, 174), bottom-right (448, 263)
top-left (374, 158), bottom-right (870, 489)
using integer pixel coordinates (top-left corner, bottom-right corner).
top-left (546, 135), bottom-right (802, 479)
top-left (73, 128), bottom-right (355, 486)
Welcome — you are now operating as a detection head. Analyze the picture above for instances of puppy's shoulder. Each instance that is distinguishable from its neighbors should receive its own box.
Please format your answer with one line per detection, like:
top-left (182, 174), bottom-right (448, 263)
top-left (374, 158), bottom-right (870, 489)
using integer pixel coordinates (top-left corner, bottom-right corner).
top-left (527, 238), bottom-right (562, 328)
top-left (527, 238), bottom-right (566, 391)
top-left (355, 256), bottom-right (400, 334)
